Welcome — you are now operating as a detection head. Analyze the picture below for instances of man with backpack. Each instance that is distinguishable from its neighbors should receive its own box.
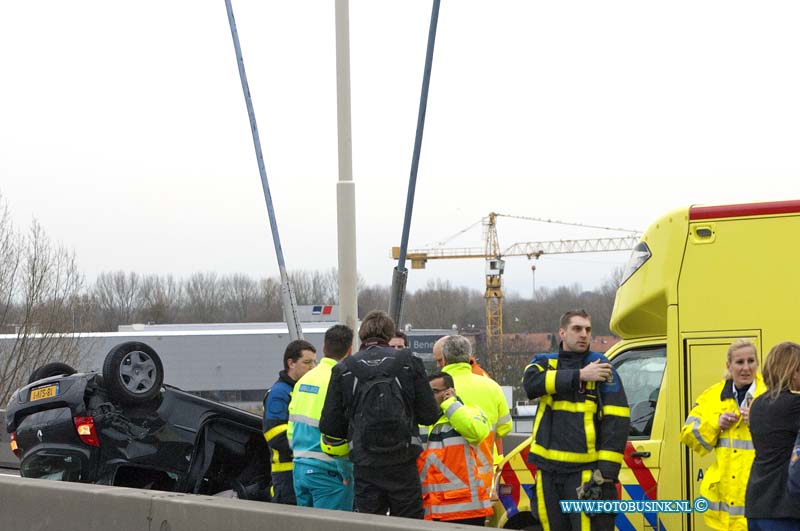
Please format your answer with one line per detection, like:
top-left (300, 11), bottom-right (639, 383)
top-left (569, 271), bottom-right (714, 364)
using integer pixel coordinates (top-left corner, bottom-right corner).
top-left (320, 310), bottom-right (440, 518)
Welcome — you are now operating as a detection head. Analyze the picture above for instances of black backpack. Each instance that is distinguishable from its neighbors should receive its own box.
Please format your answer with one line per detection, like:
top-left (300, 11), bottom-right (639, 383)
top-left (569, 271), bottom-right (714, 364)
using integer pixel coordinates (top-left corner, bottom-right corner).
top-left (348, 353), bottom-right (413, 454)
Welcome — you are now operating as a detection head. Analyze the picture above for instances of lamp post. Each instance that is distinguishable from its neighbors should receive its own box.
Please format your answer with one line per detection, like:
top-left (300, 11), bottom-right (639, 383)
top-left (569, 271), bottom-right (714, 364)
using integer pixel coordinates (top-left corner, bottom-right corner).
top-left (335, 0), bottom-right (359, 347)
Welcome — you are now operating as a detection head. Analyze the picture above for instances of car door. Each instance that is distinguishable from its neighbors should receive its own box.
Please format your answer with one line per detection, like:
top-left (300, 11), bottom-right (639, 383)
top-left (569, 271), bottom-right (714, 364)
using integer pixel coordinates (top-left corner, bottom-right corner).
top-left (609, 340), bottom-right (667, 531)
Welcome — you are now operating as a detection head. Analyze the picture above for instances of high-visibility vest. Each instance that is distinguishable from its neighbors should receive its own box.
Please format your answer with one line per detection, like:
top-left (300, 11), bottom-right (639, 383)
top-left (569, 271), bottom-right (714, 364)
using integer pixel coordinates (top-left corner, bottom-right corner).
top-left (468, 357), bottom-right (506, 463)
top-left (681, 374), bottom-right (765, 531)
top-left (442, 362), bottom-right (513, 489)
top-left (418, 398), bottom-right (493, 522)
top-left (288, 358), bottom-right (353, 476)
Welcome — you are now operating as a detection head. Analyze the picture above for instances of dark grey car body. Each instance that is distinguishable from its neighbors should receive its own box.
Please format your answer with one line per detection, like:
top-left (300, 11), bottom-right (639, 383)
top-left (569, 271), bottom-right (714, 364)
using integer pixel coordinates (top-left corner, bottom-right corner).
top-left (5, 371), bottom-right (270, 499)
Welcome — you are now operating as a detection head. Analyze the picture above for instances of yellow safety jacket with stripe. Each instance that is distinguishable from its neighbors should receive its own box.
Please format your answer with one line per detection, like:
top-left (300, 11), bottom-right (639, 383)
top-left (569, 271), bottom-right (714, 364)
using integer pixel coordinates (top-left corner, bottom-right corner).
top-left (523, 350), bottom-right (630, 479)
top-left (417, 396), bottom-right (493, 522)
top-left (288, 357), bottom-right (353, 478)
top-left (442, 362), bottom-right (513, 490)
top-left (680, 374), bottom-right (765, 531)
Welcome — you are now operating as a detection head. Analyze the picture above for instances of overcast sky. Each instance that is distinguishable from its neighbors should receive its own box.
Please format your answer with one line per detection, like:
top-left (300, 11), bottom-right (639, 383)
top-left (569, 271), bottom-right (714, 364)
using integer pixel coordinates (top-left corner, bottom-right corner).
top-left (1, 1), bottom-right (798, 299)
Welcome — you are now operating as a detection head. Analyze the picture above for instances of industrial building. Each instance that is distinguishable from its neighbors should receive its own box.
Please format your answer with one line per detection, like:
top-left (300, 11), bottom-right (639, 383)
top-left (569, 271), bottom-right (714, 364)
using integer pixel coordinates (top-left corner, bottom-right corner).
top-left (3, 317), bottom-right (462, 411)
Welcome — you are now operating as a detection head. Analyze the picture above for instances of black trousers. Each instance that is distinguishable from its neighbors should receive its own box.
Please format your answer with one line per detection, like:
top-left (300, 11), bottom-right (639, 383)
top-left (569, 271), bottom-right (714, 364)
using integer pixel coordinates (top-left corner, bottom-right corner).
top-left (536, 469), bottom-right (616, 531)
top-left (354, 462), bottom-right (424, 519)
top-left (271, 470), bottom-right (297, 505)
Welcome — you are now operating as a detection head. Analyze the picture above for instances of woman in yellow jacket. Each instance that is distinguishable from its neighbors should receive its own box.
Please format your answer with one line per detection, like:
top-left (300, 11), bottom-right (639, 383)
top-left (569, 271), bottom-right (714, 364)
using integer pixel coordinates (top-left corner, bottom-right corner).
top-left (680, 339), bottom-right (765, 531)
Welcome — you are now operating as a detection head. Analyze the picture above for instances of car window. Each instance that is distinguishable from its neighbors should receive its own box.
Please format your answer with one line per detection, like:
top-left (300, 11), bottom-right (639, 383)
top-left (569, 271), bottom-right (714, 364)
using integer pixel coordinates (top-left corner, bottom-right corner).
top-left (21, 451), bottom-right (84, 481)
top-left (612, 345), bottom-right (666, 438)
top-left (186, 418), bottom-right (270, 499)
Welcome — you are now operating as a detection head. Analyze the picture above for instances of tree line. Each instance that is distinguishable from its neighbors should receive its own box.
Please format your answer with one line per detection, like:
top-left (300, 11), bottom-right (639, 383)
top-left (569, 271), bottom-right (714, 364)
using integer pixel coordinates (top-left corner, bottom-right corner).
top-left (10, 270), bottom-right (618, 332)
top-left (0, 193), bottom-right (621, 403)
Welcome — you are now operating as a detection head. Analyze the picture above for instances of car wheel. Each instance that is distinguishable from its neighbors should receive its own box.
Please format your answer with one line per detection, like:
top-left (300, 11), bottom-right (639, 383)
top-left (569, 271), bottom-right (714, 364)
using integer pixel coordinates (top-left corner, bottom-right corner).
top-left (28, 362), bottom-right (77, 384)
top-left (102, 342), bottom-right (164, 404)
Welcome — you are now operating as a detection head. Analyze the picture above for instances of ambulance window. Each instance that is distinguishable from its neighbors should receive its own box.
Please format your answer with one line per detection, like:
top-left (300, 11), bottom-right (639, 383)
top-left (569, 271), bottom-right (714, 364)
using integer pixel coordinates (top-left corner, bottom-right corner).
top-left (611, 346), bottom-right (666, 438)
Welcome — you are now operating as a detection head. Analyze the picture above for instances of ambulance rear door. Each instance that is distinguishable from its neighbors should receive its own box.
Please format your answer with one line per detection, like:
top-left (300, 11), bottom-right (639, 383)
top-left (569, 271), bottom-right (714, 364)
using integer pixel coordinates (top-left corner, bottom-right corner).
top-left (682, 332), bottom-right (762, 531)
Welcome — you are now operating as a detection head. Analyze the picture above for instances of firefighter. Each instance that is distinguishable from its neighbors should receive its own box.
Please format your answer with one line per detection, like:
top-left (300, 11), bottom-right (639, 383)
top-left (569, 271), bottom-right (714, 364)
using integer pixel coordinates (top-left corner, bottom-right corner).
top-left (263, 339), bottom-right (317, 504)
top-left (523, 309), bottom-right (629, 531)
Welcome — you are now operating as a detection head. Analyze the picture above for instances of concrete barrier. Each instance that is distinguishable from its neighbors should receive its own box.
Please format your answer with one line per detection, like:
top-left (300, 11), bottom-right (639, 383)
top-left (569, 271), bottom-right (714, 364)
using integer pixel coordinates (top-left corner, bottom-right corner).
top-left (0, 411), bottom-right (529, 526)
top-left (0, 409), bottom-right (19, 468)
top-left (0, 475), bottom-right (479, 531)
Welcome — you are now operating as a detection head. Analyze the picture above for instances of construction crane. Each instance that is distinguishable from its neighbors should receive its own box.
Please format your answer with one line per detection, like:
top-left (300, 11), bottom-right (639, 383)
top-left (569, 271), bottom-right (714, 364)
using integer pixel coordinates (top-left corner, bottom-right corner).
top-left (391, 212), bottom-right (641, 374)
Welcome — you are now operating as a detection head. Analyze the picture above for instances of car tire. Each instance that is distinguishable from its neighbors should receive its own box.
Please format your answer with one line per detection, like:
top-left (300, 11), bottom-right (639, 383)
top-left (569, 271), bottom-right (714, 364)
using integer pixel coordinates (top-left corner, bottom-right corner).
top-left (28, 362), bottom-right (77, 384)
top-left (102, 342), bottom-right (164, 404)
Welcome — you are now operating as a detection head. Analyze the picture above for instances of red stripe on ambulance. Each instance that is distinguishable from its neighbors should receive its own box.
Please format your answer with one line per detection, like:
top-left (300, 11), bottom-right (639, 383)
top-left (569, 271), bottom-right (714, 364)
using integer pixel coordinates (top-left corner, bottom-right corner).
top-left (690, 199), bottom-right (800, 220)
top-left (623, 441), bottom-right (657, 499)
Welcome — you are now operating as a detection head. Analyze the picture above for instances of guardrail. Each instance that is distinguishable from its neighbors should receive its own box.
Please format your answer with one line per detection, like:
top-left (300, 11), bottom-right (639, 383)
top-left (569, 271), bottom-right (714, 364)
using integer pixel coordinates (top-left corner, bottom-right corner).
top-left (0, 475), bottom-right (470, 531)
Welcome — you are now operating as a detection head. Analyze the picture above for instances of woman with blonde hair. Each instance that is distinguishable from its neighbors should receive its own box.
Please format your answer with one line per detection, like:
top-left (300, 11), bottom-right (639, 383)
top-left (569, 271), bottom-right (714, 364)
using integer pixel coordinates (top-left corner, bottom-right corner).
top-left (745, 341), bottom-right (800, 531)
top-left (681, 339), bottom-right (763, 531)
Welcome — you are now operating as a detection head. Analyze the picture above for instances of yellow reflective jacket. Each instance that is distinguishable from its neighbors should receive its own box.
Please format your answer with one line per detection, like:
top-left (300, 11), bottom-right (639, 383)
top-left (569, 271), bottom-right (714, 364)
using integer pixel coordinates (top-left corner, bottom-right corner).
top-left (417, 396), bottom-right (493, 522)
top-left (680, 374), bottom-right (765, 531)
top-left (442, 362), bottom-right (513, 489)
top-left (288, 357), bottom-right (353, 479)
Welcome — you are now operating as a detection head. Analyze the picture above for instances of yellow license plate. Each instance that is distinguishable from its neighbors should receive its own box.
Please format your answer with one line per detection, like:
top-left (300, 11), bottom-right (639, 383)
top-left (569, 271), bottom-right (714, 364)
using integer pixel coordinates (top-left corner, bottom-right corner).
top-left (30, 384), bottom-right (59, 401)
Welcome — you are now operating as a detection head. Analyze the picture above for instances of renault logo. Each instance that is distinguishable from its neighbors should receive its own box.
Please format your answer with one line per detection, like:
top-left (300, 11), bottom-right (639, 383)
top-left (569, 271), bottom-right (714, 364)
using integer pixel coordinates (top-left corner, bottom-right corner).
top-left (37, 429), bottom-right (43, 441)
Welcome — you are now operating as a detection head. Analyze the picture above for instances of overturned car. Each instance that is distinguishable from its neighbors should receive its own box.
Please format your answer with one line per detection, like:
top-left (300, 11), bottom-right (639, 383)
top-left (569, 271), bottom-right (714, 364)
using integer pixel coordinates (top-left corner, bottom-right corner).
top-left (5, 341), bottom-right (270, 500)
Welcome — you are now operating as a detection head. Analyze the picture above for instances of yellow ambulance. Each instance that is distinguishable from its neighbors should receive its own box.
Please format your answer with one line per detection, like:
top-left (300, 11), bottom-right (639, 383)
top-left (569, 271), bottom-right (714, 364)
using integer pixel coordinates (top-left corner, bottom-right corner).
top-left (490, 199), bottom-right (800, 531)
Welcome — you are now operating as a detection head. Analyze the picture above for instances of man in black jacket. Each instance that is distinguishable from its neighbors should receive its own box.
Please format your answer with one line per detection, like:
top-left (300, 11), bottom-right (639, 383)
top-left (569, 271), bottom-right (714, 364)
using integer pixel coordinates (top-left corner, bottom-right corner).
top-left (320, 310), bottom-right (439, 518)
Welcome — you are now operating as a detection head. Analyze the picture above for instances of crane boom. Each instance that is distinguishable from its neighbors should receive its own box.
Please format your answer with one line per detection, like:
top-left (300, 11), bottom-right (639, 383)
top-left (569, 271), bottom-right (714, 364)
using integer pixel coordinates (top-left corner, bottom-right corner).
top-left (504, 235), bottom-right (641, 258)
top-left (390, 213), bottom-right (641, 375)
top-left (391, 236), bottom-right (640, 266)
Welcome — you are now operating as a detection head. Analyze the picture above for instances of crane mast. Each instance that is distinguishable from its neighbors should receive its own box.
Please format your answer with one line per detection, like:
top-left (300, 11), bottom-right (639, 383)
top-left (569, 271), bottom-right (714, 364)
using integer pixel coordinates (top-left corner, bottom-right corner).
top-left (484, 213), bottom-right (504, 369)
